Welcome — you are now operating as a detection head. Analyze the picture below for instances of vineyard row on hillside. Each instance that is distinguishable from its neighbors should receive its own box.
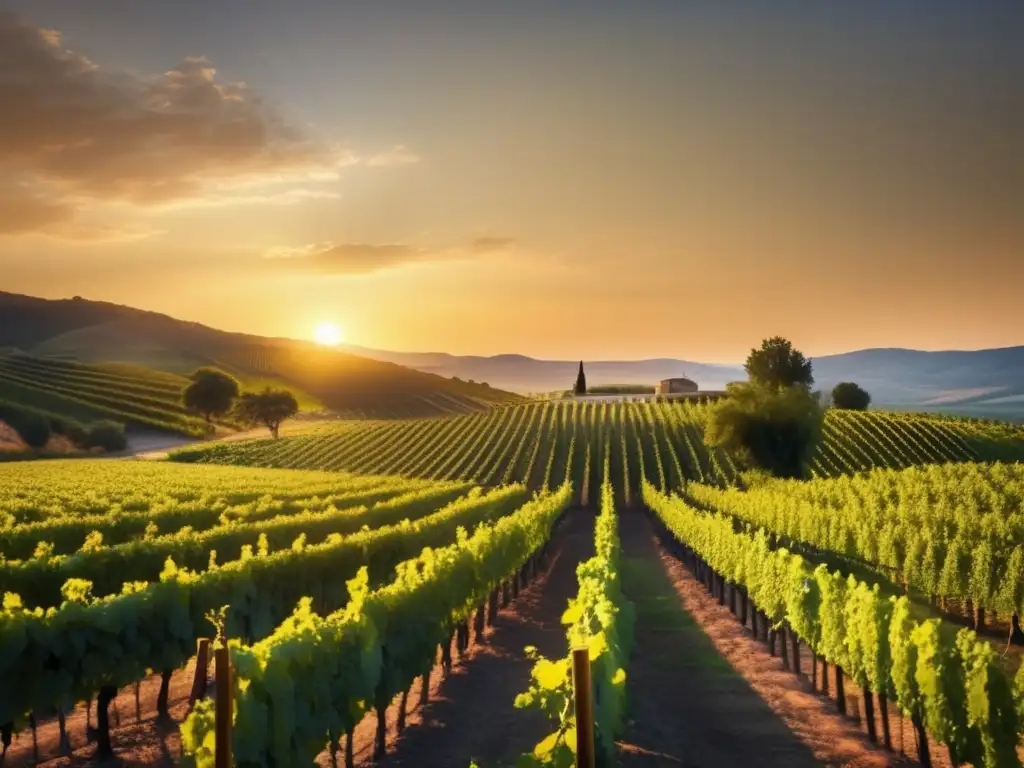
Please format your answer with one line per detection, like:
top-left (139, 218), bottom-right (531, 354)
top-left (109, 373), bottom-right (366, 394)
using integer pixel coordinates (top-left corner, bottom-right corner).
top-left (174, 401), bottom-right (1024, 495)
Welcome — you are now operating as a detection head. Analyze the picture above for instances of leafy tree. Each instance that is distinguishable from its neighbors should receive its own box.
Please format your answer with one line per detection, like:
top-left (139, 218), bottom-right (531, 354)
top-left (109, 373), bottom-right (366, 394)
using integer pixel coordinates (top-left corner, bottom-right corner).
top-left (234, 388), bottom-right (299, 438)
top-left (573, 361), bottom-right (587, 396)
top-left (705, 381), bottom-right (823, 479)
top-left (182, 368), bottom-right (240, 425)
top-left (832, 382), bottom-right (871, 411)
top-left (745, 336), bottom-right (814, 390)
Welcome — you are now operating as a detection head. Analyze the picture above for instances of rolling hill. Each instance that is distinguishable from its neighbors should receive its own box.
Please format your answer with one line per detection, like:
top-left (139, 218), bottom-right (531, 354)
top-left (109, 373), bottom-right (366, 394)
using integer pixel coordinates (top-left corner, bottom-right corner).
top-left (342, 344), bottom-right (1024, 418)
top-left (0, 292), bottom-right (523, 424)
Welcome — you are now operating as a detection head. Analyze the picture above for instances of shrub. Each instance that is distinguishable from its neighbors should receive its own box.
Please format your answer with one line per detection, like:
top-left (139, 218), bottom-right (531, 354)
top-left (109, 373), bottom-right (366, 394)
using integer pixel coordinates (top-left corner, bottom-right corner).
top-left (85, 421), bottom-right (128, 452)
top-left (832, 382), bottom-right (871, 411)
top-left (0, 400), bottom-right (52, 449)
top-left (705, 382), bottom-right (824, 479)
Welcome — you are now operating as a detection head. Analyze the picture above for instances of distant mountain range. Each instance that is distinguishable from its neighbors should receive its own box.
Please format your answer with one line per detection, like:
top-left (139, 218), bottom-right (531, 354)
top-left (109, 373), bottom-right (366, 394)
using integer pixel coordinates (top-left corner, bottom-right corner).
top-left (1, 291), bottom-right (1020, 420)
top-left (342, 344), bottom-right (1024, 419)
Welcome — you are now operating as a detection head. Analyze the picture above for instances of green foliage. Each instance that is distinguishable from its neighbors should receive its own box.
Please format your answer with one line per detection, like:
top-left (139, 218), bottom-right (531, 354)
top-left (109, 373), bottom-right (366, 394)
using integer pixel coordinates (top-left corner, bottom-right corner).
top-left (0, 463), bottom-right (519, 727)
top-left (234, 388), bottom-right (299, 438)
top-left (831, 381), bottom-right (871, 411)
top-left (179, 484), bottom-right (573, 768)
top-left (688, 462), bottom-right (1024, 618)
top-left (704, 382), bottom-right (824, 478)
top-left (183, 368), bottom-right (240, 425)
top-left (744, 336), bottom-right (814, 390)
top-left (644, 483), bottom-right (1022, 767)
top-left (171, 400), bottom-right (1024, 491)
top-left (517, 458), bottom-right (634, 766)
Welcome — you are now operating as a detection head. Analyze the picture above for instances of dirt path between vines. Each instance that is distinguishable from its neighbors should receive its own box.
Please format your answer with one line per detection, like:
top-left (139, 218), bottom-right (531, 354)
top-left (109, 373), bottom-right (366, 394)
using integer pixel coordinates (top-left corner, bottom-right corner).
top-left (345, 507), bottom-right (596, 768)
top-left (616, 508), bottom-right (906, 768)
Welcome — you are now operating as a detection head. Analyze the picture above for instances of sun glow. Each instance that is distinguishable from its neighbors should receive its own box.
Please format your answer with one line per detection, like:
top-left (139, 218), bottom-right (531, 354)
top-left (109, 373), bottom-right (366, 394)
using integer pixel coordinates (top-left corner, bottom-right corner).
top-left (314, 322), bottom-right (343, 346)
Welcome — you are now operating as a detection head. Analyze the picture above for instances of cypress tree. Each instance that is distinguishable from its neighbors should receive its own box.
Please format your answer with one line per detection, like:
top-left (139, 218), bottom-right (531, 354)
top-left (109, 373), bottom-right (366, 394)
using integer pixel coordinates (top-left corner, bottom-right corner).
top-left (573, 360), bottom-right (587, 396)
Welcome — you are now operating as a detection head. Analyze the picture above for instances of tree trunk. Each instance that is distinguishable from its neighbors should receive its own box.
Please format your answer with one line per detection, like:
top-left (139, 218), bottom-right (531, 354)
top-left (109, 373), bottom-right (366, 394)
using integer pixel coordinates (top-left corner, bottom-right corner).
top-left (488, 588), bottom-right (499, 624)
top-left (863, 685), bottom-right (877, 742)
top-left (1008, 612), bottom-right (1024, 645)
top-left (2, 723), bottom-right (12, 760)
top-left (396, 689), bottom-right (409, 733)
top-left (811, 650), bottom-right (817, 688)
top-left (58, 704), bottom-right (71, 754)
top-left (768, 628), bottom-right (777, 657)
top-left (729, 584), bottom-right (736, 614)
top-left (373, 702), bottom-right (387, 761)
top-left (791, 629), bottom-right (801, 677)
top-left (95, 685), bottom-right (117, 758)
top-left (779, 626), bottom-right (789, 670)
top-left (345, 727), bottom-right (355, 768)
top-left (420, 670), bottom-right (431, 707)
top-left (913, 715), bottom-right (932, 768)
top-left (879, 693), bottom-right (892, 750)
top-left (29, 713), bottom-right (38, 763)
top-left (836, 668), bottom-right (847, 715)
top-left (157, 668), bottom-right (172, 720)
top-left (821, 659), bottom-right (829, 695)
top-left (740, 589), bottom-right (748, 627)
top-left (474, 603), bottom-right (486, 642)
top-left (974, 606), bottom-right (985, 632)
top-left (751, 609), bottom-right (759, 640)
top-left (441, 634), bottom-right (453, 673)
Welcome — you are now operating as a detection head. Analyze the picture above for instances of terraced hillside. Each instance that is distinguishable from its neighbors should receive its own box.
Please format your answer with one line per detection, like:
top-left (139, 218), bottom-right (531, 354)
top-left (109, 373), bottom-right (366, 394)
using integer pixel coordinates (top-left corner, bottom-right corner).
top-left (0, 353), bottom-right (207, 436)
top-left (173, 400), bottom-right (1024, 502)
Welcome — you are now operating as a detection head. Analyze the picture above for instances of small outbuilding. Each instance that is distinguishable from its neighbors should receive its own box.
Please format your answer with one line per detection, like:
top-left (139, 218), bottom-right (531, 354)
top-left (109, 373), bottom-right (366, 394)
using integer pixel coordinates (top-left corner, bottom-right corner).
top-left (655, 377), bottom-right (698, 395)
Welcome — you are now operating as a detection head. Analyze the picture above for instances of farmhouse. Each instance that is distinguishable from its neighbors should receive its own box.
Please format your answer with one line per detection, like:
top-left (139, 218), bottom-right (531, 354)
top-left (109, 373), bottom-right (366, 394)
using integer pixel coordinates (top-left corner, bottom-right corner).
top-left (655, 377), bottom-right (698, 395)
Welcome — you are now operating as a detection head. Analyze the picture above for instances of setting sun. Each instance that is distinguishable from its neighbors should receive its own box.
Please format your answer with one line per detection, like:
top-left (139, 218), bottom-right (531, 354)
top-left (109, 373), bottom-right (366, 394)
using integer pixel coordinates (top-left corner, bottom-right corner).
top-left (314, 322), bottom-right (343, 346)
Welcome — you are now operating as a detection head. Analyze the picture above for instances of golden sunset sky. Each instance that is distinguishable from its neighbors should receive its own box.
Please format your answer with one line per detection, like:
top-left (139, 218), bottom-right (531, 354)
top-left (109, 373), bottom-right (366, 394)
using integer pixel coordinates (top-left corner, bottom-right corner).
top-left (1, 2), bottom-right (1021, 362)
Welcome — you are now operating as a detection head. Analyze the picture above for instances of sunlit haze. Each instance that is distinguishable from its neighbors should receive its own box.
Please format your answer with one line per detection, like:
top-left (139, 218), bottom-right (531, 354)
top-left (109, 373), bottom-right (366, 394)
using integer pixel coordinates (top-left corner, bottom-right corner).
top-left (314, 322), bottom-right (344, 347)
top-left (1, 2), bottom-right (1021, 362)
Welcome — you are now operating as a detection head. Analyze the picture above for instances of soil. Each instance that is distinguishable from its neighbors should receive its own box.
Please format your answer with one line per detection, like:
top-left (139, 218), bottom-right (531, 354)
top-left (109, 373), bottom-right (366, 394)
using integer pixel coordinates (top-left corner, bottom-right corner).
top-left (341, 507), bottom-right (597, 767)
top-left (2, 660), bottom-right (199, 766)
top-left (615, 507), bottom-right (910, 768)
top-left (0, 421), bottom-right (26, 451)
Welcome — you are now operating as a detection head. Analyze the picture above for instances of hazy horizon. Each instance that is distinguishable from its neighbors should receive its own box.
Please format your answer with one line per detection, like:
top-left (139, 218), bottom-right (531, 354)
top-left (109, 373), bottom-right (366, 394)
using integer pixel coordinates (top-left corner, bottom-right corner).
top-left (2, 2), bottom-right (1022, 361)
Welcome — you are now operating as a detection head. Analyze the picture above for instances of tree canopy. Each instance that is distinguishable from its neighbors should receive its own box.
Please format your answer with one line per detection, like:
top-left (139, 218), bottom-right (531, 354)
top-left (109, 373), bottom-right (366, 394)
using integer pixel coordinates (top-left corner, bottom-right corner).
top-left (234, 388), bottom-right (299, 438)
top-left (705, 381), bottom-right (824, 479)
top-left (573, 361), bottom-right (587, 396)
top-left (182, 368), bottom-right (240, 426)
top-left (745, 336), bottom-right (814, 390)
top-left (832, 382), bottom-right (871, 411)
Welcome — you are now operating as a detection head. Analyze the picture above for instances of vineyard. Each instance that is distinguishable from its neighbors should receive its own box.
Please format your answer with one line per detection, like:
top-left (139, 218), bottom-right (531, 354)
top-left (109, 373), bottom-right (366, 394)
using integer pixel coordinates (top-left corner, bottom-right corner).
top-left (0, 353), bottom-right (207, 436)
top-left (173, 400), bottom-right (1024, 498)
top-left (4, 404), bottom-right (1024, 766)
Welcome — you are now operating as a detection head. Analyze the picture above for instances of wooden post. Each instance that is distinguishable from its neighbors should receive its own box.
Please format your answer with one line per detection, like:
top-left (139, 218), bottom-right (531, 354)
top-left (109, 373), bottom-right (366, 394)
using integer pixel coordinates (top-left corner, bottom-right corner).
top-left (191, 638), bottom-right (212, 705)
top-left (572, 648), bottom-right (596, 768)
top-left (215, 647), bottom-right (232, 768)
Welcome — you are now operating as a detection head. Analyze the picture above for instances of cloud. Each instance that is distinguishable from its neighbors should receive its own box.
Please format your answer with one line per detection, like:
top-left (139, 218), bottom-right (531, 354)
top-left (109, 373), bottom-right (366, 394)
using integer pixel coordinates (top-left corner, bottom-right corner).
top-left (265, 235), bottom-right (517, 276)
top-left (0, 193), bottom-right (75, 235)
top-left (468, 236), bottom-right (516, 253)
top-left (365, 145), bottom-right (421, 167)
top-left (0, 14), bottom-right (414, 237)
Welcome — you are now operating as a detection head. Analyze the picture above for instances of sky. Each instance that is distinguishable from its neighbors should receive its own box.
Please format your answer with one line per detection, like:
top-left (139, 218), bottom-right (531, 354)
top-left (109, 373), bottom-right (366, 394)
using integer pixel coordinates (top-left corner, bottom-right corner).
top-left (1, 1), bottom-right (1022, 363)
